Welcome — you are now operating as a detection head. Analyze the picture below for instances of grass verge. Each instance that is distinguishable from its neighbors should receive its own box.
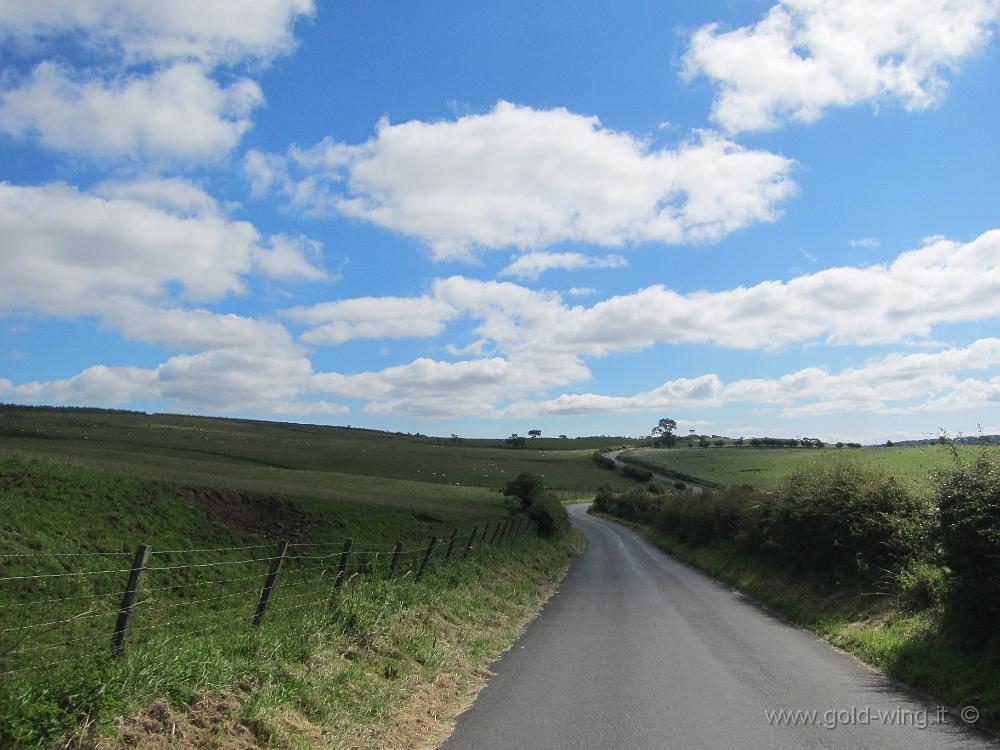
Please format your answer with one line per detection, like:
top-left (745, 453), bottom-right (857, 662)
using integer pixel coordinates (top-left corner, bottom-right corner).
top-left (590, 509), bottom-right (1000, 735)
top-left (2, 530), bottom-right (582, 749)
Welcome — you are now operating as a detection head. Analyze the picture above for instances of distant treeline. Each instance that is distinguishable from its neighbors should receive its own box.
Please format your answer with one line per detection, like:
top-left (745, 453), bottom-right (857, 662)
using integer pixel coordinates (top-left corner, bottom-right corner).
top-left (0, 403), bottom-right (146, 416)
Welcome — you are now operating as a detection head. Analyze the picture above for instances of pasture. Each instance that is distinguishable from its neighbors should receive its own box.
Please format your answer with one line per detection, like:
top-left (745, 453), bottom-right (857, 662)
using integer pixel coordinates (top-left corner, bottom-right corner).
top-left (626, 444), bottom-right (964, 496)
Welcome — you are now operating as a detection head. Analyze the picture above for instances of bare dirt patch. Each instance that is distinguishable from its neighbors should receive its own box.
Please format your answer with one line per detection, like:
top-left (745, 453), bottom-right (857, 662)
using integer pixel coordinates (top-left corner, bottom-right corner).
top-left (181, 488), bottom-right (312, 542)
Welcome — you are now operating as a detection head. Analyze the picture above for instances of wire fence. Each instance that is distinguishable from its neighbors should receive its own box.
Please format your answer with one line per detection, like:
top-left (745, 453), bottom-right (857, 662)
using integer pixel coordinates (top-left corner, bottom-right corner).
top-left (0, 516), bottom-right (537, 677)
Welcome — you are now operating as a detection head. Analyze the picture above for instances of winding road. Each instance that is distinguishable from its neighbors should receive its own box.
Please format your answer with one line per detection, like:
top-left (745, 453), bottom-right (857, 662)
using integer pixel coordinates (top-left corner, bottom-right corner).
top-left (439, 504), bottom-right (996, 750)
top-left (604, 449), bottom-right (705, 494)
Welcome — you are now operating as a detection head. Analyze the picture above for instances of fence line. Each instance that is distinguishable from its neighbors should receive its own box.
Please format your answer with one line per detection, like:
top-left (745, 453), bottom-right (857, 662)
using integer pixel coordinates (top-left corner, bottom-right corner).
top-left (0, 515), bottom-right (541, 676)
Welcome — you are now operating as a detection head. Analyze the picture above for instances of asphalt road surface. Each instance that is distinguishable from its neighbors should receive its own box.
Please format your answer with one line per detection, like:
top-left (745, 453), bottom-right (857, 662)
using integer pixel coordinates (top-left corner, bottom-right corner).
top-left (439, 504), bottom-right (996, 750)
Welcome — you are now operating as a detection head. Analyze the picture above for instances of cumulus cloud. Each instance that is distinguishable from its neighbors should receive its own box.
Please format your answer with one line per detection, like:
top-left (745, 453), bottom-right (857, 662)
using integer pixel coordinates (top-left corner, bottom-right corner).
top-left (685, 0), bottom-right (1000, 133)
top-left (0, 0), bottom-right (314, 159)
top-left (0, 62), bottom-right (262, 159)
top-left (0, 349), bottom-right (348, 417)
top-left (246, 101), bottom-right (797, 259)
top-left (500, 252), bottom-right (628, 280)
top-left (288, 297), bottom-right (458, 345)
top-left (0, 0), bottom-right (315, 63)
top-left (292, 229), bottom-right (1000, 356)
top-left (0, 179), bottom-right (325, 351)
top-left (276, 229), bottom-right (1000, 416)
top-left (504, 338), bottom-right (1000, 418)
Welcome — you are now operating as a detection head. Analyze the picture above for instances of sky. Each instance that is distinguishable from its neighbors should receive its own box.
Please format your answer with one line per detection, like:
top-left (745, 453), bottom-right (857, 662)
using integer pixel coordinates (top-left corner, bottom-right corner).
top-left (1, 0), bottom-right (999, 443)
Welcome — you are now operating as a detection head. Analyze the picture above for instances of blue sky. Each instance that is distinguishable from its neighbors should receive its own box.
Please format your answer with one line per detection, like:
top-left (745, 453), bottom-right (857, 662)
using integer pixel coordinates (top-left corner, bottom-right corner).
top-left (1, 0), bottom-right (999, 442)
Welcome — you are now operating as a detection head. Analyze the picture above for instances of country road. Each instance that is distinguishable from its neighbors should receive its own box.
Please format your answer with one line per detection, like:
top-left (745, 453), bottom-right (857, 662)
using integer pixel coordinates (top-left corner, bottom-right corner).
top-left (604, 449), bottom-right (705, 494)
top-left (439, 504), bottom-right (996, 750)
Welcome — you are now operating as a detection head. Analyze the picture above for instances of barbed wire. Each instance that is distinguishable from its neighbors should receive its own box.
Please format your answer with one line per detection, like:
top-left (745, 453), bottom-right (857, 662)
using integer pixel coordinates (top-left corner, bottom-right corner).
top-left (0, 549), bottom-right (129, 559)
top-left (148, 543), bottom-right (277, 556)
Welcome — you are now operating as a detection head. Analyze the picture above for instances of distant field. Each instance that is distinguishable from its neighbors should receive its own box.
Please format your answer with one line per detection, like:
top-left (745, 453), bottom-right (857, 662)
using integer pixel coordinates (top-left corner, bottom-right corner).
top-left (0, 407), bottom-right (636, 498)
top-left (626, 444), bottom-right (965, 496)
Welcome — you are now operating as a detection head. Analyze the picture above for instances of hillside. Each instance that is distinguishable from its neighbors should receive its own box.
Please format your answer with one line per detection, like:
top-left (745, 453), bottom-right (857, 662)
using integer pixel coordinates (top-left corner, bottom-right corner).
top-left (0, 406), bottom-right (597, 748)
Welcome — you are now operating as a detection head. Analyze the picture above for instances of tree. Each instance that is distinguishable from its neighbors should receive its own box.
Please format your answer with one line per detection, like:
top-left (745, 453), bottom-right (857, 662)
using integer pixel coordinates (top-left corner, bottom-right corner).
top-left (528, 429), bottom-right (542, 438)
top-left (652, 417), bottom-right (678, 447)
top-left (450, 433), bottom-right (461, 445)
top-left (503, 472), bottom-right (545, 508)
top-left (558, 434), bottom-right (568, 439)
top-left (505, 433), bottom-right (526, 448)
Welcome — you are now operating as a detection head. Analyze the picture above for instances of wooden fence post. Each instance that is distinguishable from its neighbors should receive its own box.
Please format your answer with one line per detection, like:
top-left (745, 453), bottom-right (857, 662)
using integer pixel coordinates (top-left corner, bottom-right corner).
top-left (388, 541), bottom-right (402, 577)
top-left (463, 526), bottom-right (478, 559)
top-left (112, 543), bottom-right (151, 656)
top-left (253, 540), bottom-right (288, 626)
top-left (416, 536), bottom-right (437, 580)
top-left (335, 537), bottom-right (353, 590)
top-left (443, 528), bottom-right (458, 562)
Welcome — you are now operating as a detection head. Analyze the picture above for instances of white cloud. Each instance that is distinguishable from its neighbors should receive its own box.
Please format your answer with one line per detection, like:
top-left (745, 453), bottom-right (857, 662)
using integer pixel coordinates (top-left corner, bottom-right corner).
top-left (0, 62), bottom-right (262, 159)
top-left (568, 287), bottom-right (599, 297)
top-left (246, 101), bottom-right (797, 259)
top-left (112, 302), bottom-right (299, 356)
top-left (279, 229), bottom-right (1000, 416)
top-left (0, 349), bottom-right (348, 417)
top-left (0, 179), bottom-right (324, 351)
top-left (0, 1), bottom-right (313, 159)
top-left (850, 236), bottom-right (881, 249)
top-left (0, 0), bottom-right (315, 64)
top-left (504, 338), bottom-right (1000, 418)
top-left (500, 252), bottom-right (628, 280)
top-left (252, 235), bottom-right (328, 282)
top-left (288, 297), bottom-right (458, 345)
top-left (685, 0), bottom-right (1000, 133)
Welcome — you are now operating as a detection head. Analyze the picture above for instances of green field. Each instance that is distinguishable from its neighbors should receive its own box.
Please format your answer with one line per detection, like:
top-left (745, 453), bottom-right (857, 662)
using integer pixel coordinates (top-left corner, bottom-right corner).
top-left (0, 406), bottom-right (636, 500)
top-left (625, 444), bottom-right (964, 496)
top-left (0, 406), bottom-right (608, 747)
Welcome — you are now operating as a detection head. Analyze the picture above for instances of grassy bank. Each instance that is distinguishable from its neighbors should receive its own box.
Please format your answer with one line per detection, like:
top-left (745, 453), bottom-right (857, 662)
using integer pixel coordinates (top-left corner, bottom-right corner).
top-left (2, 529), bottom-right (580, 749)
top-left (0, 407), bottom-right (589, 748)
top-left (594, 515), bottom-right (999, 732)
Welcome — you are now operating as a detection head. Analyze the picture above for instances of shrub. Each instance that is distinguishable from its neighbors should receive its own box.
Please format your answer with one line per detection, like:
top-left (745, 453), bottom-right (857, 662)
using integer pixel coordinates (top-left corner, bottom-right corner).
top-left (622, 465), bottom-right (653, 482)
top-left (591, 451), bottom-right (617, 471)
top-left (936, 448), bottom-right (1000, 645)
top-left (527, 493), bottom-right (570, 537)
top-left (655, 486), bottom-right (756, 547)
top-left (765, 460), bottom-right (933, 581)
top-left (502, 472), bottom-right (545, 509)
top-left (592, 485), bottom-right (616, 513)
top-left (895, 561), bottom-right (947, 611)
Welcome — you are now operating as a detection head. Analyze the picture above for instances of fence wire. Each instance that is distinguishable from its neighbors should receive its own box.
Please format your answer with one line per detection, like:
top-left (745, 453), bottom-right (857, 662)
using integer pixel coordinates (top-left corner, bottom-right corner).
top-left (0, 516), bottom-right (537, 677)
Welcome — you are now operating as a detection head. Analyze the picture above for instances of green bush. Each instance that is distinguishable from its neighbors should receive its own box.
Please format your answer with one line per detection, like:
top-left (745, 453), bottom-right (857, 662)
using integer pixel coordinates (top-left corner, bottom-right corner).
top-left (936, 448), bottom-right (1000, 645)
top-left (527, 494), bottom-right (570, 537)
top-left (622, 465), bottom-right (653, 482)
top-left (765, 461), bottom-right (932, 581)
top-left (503, 472), bottom-right (545, 509)
top-left (896, 560), bottom-right (947, 611)
top-left (655, 486), bottom-right (755, 547)
top-left (591, 451), bottom-right (618, 471)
